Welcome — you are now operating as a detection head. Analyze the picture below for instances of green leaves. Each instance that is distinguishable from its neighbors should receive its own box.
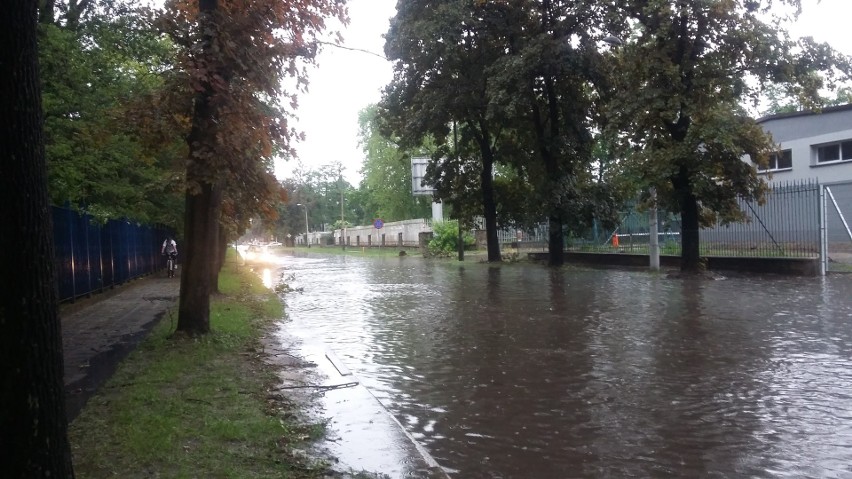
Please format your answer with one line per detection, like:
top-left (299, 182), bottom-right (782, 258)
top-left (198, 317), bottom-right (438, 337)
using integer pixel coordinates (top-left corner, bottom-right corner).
top-left (357, 105), bottom-right (432, 224)
top-left (39, 13), bottom-right (183, 225)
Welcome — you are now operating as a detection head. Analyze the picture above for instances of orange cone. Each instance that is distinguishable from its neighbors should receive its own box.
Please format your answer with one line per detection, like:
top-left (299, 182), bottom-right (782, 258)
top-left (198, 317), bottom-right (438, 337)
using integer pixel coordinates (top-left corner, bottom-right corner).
top-left (612, 234), bottom-right (619, 248)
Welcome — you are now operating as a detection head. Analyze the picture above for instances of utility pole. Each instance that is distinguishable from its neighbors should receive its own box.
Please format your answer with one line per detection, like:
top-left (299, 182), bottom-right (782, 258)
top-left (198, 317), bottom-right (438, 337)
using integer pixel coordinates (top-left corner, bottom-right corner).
top-left (297, 203), bottom-right (309, 248)
top-left (339, 165), bottom-right (345, 251)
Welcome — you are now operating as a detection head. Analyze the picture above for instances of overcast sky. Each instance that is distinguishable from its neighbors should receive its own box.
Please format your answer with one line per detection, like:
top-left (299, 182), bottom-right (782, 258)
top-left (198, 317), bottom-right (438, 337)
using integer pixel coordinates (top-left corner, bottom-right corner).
top-left (276, 0), bottom-right (852, 186)
top-left (275, 0), bottom-right (395, 185)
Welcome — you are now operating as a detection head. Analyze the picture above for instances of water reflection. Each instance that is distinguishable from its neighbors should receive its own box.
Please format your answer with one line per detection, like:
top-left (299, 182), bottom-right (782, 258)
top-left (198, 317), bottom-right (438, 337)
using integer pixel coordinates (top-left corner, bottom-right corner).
top-left (275, 254), bottom-right (852, 478)
top-left (261, 268), bottom-right (273, 289)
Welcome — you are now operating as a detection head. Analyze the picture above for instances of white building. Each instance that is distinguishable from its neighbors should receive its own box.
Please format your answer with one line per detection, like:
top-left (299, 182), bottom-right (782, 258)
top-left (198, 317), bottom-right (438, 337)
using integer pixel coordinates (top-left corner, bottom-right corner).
top-left (755, 104), bottom-right (852, 184)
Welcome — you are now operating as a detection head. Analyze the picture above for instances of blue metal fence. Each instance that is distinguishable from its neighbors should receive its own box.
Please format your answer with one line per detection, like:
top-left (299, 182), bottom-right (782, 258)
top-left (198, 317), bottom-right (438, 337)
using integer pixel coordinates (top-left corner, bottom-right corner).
top-left (52, 205), bottom-right (172, 303)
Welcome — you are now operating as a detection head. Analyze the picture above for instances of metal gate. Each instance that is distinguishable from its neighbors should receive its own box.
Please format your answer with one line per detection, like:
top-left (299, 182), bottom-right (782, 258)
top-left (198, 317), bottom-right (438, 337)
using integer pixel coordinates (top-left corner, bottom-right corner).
top-left (823, 181), bottom-right (852, 273)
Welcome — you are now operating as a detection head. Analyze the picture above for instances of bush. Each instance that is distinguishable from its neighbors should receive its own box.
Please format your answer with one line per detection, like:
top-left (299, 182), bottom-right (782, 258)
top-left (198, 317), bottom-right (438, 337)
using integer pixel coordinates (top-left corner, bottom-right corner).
top-left (428, 220), bottom-right (475, 256)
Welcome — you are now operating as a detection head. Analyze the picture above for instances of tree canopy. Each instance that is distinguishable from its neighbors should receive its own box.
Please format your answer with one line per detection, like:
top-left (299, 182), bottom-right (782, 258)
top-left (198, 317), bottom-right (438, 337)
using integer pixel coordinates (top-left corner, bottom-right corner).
top-left (39, 1), bottom-right (185, 226)
top-left (357, 104), bottom-right (432, 224)
top-left (381, 0), bottom-right (515, 262)
top-left (159, 0), bottom-right (347, 333)
top-left (604, 0), bottom-right (851, 271)
top-left (380, 0), bottom-right (851, 269)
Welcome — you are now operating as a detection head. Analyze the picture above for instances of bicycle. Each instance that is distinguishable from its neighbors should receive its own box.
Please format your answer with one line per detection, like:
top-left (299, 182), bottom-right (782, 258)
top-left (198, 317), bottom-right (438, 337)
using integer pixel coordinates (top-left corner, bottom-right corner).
top-left (164, 252), bottom-right (177, 278)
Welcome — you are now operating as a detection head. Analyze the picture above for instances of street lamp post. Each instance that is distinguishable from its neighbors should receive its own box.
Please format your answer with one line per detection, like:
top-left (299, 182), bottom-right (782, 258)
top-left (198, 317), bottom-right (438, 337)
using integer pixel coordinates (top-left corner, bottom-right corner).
top-left (296, 203), bottom-right (309, 248)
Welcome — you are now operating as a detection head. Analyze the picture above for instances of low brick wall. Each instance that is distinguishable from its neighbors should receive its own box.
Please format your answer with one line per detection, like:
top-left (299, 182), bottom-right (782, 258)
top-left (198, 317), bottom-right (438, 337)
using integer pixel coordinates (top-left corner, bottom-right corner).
top-left (527, 252), bottom-right (820, 276)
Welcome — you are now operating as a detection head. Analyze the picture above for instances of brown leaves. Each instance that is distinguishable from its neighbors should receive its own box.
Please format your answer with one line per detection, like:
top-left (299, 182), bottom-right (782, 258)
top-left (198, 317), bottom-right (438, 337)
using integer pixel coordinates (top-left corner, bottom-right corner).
top-left (158, 0), bottom-right (348, 228)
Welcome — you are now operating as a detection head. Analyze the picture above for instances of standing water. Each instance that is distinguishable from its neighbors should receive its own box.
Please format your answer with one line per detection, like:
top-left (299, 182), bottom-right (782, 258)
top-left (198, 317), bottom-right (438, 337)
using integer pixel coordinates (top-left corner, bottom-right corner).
top-left (268, 253), bottom-right (852, 478)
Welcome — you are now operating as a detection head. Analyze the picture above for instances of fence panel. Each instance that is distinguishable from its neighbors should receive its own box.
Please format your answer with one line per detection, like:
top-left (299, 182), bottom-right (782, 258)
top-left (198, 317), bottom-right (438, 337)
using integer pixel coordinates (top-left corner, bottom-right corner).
top-left (825, 181), bottom-right (852, 272)
top-left (503, 179), bottom-right (821, 259)
top-left (52, 207), bottom-right (77, 301)
top-left (699, 180), bottom-right (820, 258)
top-left (52, 205), bottom-right (172, 303)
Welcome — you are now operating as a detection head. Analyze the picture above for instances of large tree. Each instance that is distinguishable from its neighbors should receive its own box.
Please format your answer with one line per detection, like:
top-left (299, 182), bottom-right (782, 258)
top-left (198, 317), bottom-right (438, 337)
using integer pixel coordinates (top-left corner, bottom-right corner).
top-left (606, 0), bottom-right (850, 272)
top-left (160, 0), bottom-right (347, 334)
top-left (381, 0), bottom-right (512, 262)
top-left (1, 1), bottom-right (74, 476)
top-left (486, 0), bottom-right (622, 266)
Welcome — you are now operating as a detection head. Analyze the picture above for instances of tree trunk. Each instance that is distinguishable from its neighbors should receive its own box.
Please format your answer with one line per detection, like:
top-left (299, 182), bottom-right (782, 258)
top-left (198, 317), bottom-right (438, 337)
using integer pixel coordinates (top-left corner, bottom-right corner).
top-left (477, 129), bottom-right (501, 262)
top-left (674, 166), bottom-right (701, 272)
top-left (177, 182), bottom-right (216, 334)
top-left (547, 215), bottom-right (565, 266)
top-left (176, 0), bottom-right (220, 334)
top-left (529, 65), bottom-right (567, 267)
top-left (208, 219), bottom-right (220, 295)
top-left (0, 3), bottom-right (75, 476)
top-left (456, 218), bottom-right (464, 262)
top-left (217, 223), bottom-right (228, 272)
top-left (38, 0), bottom-right (55, 24)
top-left (208, 198), bottom-right (229, 295)
top-left (65, 0), bottom-right (92, 30)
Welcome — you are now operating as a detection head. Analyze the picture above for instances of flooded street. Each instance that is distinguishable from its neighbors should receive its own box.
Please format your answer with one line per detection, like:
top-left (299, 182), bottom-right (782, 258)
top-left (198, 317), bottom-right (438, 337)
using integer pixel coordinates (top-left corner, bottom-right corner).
top-left (268, 252), bottom-right (852, 478)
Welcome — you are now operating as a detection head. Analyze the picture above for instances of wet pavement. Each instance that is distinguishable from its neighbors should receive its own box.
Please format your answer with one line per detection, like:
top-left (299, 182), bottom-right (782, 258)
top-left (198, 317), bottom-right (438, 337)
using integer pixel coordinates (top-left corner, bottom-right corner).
top-left (269, 251), bottom-right (852, 478)
top-left (264, 333), bottom-right (449, 478)
top-left (60, 271), bottom-right (179, 421)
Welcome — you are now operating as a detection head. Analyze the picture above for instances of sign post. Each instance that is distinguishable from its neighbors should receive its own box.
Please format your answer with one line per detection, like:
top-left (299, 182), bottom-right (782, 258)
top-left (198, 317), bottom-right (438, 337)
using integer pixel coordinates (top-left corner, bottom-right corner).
top-left (411, 157), bottom-right (442, 221)
top-left (374, 218), bottom-right (384, 249)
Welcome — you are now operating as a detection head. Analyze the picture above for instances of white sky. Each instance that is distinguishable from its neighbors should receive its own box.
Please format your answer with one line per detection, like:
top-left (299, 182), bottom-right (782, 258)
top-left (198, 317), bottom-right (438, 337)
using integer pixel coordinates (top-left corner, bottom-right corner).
top-left (275, 0), bottom-right (852, 186)
top-left (275, 0), bottom-right (396, 185)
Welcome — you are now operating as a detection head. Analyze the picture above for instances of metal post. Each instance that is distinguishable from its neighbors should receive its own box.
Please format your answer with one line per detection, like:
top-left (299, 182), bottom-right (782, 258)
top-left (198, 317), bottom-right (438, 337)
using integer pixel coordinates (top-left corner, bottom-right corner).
top-left (820, 184), bottom-right (827, 276)
top-left (340, 168), bottom-right (346, 251)
top-left (304, 206), bottom-right (309, 248)
top-left (297, 203), bottom-right (309, 248)
top-left (649, 187), bottom-right (660, 271)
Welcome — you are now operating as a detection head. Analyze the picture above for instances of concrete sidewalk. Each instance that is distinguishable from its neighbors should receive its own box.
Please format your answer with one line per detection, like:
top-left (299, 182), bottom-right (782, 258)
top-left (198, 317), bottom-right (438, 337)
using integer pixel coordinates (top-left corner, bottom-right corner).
top-left (61, 271), bottom-right (179, 421)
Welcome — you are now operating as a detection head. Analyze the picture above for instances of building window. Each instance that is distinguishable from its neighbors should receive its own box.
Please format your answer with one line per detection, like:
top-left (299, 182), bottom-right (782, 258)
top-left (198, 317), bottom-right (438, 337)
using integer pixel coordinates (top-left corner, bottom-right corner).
top-left (815, 140), bottom-right (852, 164)
top-left (759, 149), bottom-right (792, 172)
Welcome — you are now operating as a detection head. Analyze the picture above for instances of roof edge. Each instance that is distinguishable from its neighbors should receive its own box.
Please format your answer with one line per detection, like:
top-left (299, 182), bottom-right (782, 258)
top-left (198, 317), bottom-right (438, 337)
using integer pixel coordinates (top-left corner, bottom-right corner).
top-left (757, 103), bottom-right (852, 124)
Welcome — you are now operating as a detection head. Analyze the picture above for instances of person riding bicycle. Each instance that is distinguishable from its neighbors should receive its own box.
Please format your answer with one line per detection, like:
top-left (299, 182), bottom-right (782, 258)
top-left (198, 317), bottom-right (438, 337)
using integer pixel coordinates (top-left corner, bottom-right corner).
top-left (162, 237), bottom-right (178, 277)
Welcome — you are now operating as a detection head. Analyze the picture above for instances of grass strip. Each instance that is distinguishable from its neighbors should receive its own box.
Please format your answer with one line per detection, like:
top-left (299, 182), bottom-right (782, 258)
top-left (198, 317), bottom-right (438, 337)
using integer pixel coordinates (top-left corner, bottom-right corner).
top-left (68, 260), bottom-right (330, 479)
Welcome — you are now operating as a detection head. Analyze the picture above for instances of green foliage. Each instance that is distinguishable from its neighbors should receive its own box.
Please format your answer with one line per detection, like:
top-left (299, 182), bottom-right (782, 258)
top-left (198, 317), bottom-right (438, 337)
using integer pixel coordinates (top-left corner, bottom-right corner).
top-left (273, 165), bottom-right (361, 239)
top-left (602, 0), bottom-right (851, 270)
top-left (357, 105), bottom-right (432, 223)
top-left (381, 0), bottom-right (515, 261)
top-left (331, 219), bottom-right (353, 230)
top-left (428, 220), bottom-right (474, 256)
top-left (39, 12), bottom-right (185, 226)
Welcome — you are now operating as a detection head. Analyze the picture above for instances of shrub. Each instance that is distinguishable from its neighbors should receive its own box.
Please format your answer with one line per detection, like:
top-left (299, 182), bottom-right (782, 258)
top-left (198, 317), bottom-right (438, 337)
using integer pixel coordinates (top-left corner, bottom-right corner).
top-left (428, 220), bottom-right (474, 256)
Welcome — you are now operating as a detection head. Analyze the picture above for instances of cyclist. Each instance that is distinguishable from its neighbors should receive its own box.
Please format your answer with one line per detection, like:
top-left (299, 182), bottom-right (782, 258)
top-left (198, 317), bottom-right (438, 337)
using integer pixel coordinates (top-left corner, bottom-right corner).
top-left (161, 236), bottom-right (178, 277)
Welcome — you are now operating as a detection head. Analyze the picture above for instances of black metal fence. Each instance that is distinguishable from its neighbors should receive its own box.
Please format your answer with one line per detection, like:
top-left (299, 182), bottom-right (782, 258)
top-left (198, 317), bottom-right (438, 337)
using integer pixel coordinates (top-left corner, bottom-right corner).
top-left (52, 205), bottom-right (172, 303)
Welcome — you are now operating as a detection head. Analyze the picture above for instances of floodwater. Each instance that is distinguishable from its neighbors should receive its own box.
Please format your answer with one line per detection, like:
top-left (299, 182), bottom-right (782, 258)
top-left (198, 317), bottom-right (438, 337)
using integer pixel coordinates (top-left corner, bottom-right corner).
top-left (268, 252), bottom-right (852, 478)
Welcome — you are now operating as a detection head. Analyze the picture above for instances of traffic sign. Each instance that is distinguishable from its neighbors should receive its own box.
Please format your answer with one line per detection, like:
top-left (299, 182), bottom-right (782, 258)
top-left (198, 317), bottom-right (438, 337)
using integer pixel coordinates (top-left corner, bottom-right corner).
top-left (374, 218), bottom-right (384, 229)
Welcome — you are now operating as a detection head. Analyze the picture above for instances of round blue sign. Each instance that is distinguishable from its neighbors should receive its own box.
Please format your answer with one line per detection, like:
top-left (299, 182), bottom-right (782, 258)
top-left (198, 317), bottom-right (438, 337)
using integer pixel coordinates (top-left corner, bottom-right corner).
top-left (374, 218), bottom-right (384, 229)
